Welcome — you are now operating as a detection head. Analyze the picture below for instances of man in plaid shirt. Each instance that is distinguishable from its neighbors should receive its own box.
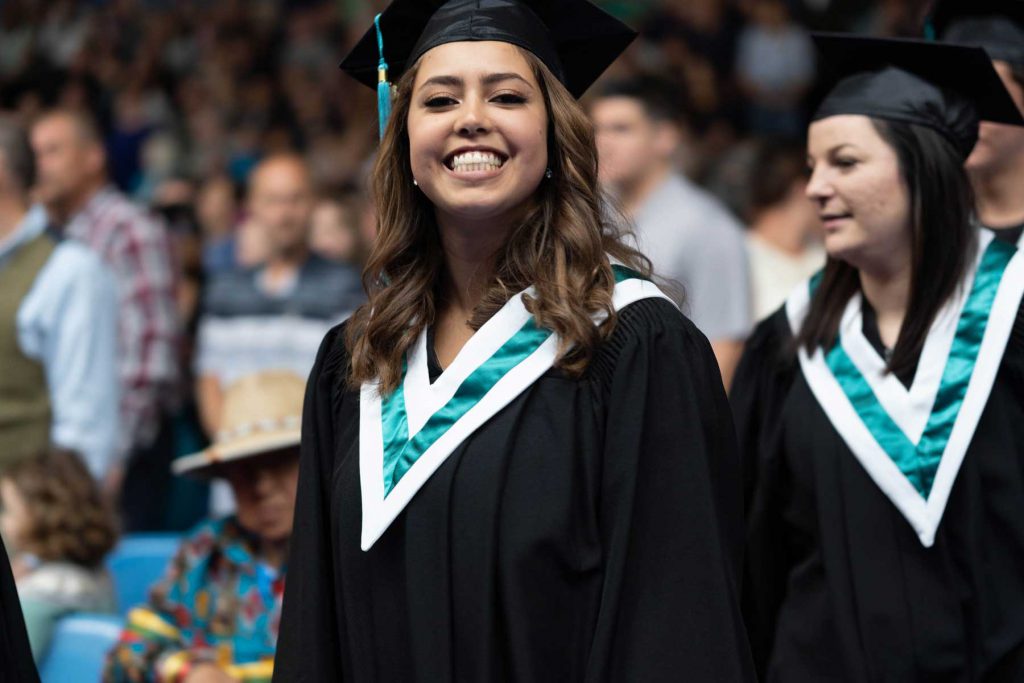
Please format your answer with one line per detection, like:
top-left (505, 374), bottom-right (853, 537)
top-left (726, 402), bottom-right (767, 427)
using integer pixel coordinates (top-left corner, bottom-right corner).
top-left (31, 109), bottom-right (180, 529)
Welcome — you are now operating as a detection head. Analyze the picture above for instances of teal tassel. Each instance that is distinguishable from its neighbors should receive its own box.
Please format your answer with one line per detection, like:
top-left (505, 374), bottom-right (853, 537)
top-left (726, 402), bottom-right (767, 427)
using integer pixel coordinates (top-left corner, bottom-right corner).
top-left (375, 13), bottom-right (392, 139)
top-left (923, 19), bottom-right (936, 41)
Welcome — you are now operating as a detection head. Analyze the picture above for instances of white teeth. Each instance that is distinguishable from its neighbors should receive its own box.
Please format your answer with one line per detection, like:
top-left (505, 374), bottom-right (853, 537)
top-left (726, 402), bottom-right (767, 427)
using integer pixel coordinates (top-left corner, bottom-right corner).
top-left (450, 151), bottom-right (504, 171)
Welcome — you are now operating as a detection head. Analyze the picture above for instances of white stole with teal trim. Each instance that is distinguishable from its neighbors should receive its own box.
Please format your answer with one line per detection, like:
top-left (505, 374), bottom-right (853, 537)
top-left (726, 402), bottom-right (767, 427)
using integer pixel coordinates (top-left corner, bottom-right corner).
top-left (358, 271), bottom-right (672, 550)
top-left (786, 230), bottom-right (1024, 546)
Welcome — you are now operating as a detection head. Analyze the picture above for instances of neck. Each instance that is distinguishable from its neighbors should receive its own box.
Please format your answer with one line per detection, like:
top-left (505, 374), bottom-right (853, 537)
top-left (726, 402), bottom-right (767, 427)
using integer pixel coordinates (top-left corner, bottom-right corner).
top-left (971, 158), bottom-right (1024, 228)
top-left (435, 211), bottom-right (514, 316)
top-left (0, 195), bottom-right (28, 242)
top-left (858, 257), bottom-right (912, 347)
top-left (751, 205), bottom-right (810, 256)
top-left (258, 536), bottom-right (289, 570)
top-left (264, 245), bottom-right (308, 283)
top-left (48, 181), bottom-right (103, 226)
top-left (618, 163), bottom-right (672, 217)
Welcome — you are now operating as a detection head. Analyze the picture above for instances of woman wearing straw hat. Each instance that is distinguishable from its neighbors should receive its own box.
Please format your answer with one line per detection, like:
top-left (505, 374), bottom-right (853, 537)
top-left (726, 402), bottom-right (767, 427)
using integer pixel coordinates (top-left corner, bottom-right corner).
top-left (104, 371), bottom-right (304, 683)
top-left (274, 0), bottom-right (755, 680)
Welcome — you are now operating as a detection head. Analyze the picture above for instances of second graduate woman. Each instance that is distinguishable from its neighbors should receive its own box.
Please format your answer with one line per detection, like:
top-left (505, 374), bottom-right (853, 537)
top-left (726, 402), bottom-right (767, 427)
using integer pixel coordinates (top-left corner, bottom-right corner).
top-left (273, 0), bottom-right (755, 681)
top-left (733, 35), bottom-right (1024, 681)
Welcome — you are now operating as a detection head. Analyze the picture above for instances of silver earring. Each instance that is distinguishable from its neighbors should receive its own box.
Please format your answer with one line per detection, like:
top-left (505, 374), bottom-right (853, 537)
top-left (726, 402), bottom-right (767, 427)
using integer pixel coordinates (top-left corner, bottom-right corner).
top-left (413, 178), bottom-right (418, 186)
top-left (544, 168), bottom-right (553, 179)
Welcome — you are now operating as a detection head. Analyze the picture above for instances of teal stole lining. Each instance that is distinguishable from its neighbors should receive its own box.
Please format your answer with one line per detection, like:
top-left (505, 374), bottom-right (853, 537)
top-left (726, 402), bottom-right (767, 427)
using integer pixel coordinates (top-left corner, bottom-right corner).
top-left (380, 265), bottom-right (641, 497)
top-left (819, 239), bottom-right (1014, 498)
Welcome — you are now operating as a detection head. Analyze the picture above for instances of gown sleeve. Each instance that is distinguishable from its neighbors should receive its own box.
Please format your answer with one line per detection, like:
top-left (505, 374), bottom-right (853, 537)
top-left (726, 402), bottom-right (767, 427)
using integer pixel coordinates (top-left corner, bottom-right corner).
top-left (274, 325), bottom-right (346, 682)
top-left (584, 298), bottom-right (756, 682)
top-left (729, 310), bottom-right (799, 678)
top-left (0, 536), bottom-right (40, 682)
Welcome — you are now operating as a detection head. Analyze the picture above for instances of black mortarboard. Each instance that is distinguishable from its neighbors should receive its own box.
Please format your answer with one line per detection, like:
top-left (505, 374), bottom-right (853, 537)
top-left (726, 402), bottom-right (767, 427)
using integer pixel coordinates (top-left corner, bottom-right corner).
top-left (811, 34), bottom-right (1024, 160)
top-left (340, 0), bottom-right (636, 99)
top-left (929, 0), bottom-right (1024, 65)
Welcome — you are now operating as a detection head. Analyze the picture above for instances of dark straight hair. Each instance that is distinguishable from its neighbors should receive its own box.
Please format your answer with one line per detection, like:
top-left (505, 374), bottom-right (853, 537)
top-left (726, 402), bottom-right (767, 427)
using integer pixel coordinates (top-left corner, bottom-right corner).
top-left (796, 119), bottom-right (978, 378)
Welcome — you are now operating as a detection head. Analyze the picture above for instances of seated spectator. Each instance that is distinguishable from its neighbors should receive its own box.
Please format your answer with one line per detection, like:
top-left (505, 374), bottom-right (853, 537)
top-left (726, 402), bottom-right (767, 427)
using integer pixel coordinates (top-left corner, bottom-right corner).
top-left (0, 449), bottom-right (118, 662)
top-left (103, 371), bottom-right (303, 683)
top-left (194, 154), bottom-right (364, 441)
top-left (744, 140), bottom-right (824, 321)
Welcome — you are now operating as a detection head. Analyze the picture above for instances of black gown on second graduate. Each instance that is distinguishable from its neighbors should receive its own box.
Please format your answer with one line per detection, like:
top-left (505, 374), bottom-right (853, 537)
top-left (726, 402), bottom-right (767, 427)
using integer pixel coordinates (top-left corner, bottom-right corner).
top-left (0, 536), bottom-right (40, 681)
top-left (733, 232), bottom-right (1024, 680)
top-left (274, 294), bottom-right (755, 682)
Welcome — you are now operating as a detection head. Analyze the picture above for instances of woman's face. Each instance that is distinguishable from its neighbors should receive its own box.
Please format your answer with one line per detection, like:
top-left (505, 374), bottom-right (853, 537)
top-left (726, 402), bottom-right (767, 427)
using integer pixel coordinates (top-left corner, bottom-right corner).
top-left (223, 449), bottom-right (300, 545)
top-left (806, 114), bottom-right (911, 271)
top-left (407, 40), bottom-right (549, 229)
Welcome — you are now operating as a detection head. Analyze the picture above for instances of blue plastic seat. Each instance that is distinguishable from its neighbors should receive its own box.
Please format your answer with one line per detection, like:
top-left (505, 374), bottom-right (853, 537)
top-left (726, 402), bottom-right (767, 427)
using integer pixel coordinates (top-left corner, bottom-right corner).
top-left (38, 613), bottom-right (123, 683)
top-left (105, 534), bottom-right (181, 615)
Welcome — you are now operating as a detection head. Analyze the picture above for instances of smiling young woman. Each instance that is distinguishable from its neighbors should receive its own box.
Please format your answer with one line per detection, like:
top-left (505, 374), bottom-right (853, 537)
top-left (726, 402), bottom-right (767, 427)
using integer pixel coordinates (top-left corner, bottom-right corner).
top-left (731, 35), bottom-right (1024, 681)
top-left (272, 1), bottom-right (756, 681)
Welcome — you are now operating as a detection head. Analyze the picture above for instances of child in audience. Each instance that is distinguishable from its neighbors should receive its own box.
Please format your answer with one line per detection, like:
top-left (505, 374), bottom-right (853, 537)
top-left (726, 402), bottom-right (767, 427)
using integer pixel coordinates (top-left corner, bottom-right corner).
top-left (0, 449), bottom-right (118, 661)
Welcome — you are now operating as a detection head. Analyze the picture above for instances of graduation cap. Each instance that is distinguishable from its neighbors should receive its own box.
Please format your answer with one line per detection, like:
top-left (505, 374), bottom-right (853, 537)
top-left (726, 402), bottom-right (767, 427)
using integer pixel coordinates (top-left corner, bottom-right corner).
top-left (928, 0), bottom-right (1024, 65)
top-left (811, 34), bottom-right (1024, 160)
top-left (340, 0), bottom-right (637, 137)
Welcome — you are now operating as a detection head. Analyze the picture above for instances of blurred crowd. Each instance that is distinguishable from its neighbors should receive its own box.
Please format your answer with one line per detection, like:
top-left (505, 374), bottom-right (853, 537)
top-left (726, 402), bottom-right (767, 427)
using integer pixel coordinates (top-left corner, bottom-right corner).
top-left (0, 0), bottom-right (941, 676)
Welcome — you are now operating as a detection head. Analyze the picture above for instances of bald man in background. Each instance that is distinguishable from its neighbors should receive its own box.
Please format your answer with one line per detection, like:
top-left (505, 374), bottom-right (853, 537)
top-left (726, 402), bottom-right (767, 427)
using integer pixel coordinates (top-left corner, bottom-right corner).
top-left (195, 155), bottom-right (364, 448)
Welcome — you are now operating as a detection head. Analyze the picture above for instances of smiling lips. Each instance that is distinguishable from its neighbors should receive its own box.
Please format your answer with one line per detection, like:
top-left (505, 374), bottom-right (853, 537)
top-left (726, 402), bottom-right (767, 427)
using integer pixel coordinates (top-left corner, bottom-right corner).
top-left (820, 212), bottom-right (852, 228)
top-left (445, 150), bottom-right (508, 173)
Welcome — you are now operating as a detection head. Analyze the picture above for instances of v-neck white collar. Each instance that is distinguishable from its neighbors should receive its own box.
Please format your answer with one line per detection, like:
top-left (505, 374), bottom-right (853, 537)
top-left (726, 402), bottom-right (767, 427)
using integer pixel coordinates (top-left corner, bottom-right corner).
top-left (358, 275), bottom-right (671, 550)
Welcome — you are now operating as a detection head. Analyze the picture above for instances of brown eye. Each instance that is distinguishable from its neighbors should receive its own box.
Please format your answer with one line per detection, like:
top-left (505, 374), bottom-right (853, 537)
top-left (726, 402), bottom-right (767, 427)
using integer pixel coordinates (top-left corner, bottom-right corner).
top-left (492, 93), bottom-right (526, 105)
top-left (425, 96), bottom-right (457, 108)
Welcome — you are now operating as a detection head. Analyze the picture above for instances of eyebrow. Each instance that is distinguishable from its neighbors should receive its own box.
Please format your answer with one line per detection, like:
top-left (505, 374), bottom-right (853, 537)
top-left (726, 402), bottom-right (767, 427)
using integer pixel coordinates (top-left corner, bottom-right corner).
top-left (419, 72), bottom-right (533, 89)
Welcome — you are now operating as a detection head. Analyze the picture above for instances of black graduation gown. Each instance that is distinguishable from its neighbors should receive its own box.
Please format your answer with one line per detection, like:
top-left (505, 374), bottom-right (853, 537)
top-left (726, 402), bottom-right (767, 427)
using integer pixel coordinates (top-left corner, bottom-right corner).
top-left (733, 302), bottom-right (1024, 682)
top-left (0, 537), bottom-right (40, 682)
top-left (274, 298), bottom-right (756, 682)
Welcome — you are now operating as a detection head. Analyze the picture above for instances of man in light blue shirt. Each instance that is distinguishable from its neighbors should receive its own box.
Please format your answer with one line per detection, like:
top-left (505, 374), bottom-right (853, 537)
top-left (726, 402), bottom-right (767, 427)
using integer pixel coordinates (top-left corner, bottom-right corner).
top-left (0, 119), bottom-right (119, 478)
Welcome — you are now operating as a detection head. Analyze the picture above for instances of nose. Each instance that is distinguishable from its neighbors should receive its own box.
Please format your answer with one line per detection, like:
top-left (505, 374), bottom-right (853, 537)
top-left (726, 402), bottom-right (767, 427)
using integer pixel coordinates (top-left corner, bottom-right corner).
top-left (805, 165), bottom-right (833, 204)
top-left (455, 97), bottom-right (490, 136)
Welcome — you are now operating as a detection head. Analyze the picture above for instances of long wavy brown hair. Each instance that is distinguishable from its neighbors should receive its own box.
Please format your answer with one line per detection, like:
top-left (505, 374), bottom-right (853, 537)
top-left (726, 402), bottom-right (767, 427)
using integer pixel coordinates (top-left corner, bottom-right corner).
top-left (345, 46), bottom-right (650, 393)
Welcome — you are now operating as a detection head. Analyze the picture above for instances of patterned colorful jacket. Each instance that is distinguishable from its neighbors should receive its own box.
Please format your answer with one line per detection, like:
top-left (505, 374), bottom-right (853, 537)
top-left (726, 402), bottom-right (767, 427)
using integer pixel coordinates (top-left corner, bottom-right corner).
top-left (102, 517), bottom-right (285, 682)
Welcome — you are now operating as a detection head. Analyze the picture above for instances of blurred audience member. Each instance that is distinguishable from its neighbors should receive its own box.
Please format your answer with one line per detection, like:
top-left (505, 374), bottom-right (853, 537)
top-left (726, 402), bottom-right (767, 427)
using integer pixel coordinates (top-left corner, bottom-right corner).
top-left (0, 116), bottom-right (118, 477)
top-left (938, 5), bottom-right (1024, 246)
top-left (1, 449), bottom-right (118, 662)
top-left (592, 76), bottom-right (751, 386)
top-left (195, 174), bottom-right (240, 275)
top-left (744, 139), bottom-right (824, 321)
top-left (103, 371), bottom-right (302, 683)
top-left (195, 154), bottom-right (364, 444)
top-left (309, 192), bottom-right (366, 266)
top-left (735, 0), bottom-right (815, 138)
top-left (30, 109), bottom-right (180, 530)
top-left (234, 215), bottom-right (271, 269)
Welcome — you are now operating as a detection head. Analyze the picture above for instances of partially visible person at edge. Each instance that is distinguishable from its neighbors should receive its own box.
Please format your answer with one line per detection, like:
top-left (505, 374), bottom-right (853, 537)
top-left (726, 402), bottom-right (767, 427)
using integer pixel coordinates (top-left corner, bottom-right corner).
top-left (103, 371), bottom-right (303, 683)
top-left (591, 75), bottom-right (751, 388)
top-left (0, 116), bottom-right (119, 477)
top-left (1, 449), bottom-right (118, 662)
top-left (732, 35), bottom-right (1024, 680)
top-left (932, 0), bottom-right (1024, 248)
top-left (0, 533), bottom-right (39, 682)
top-left (29, 109), bottom-right (179, 530)
top-left (273, 1), bottom-right (755, 681)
